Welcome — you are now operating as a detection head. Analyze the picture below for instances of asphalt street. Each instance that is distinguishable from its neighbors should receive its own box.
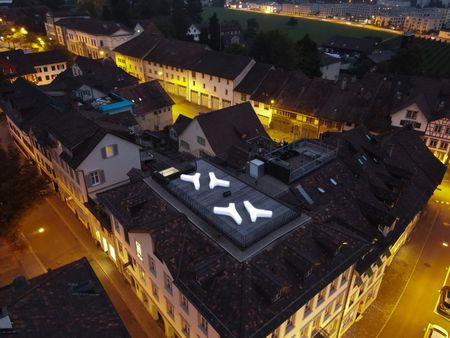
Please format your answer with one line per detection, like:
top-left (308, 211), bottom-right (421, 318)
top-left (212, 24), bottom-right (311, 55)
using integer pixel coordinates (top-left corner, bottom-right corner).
top-left (346, 169), bottom-right (450, 338)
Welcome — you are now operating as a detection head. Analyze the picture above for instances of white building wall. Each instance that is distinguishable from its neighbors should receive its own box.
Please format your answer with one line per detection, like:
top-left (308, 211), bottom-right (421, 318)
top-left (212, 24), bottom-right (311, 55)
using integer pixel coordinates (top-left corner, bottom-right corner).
top-left (34, 62), bottom-right (67, 86)
top-left (112, 219), bottom-right (220, 338)
top-left (390, 103), bottom-right (428, 133)
top-left (178, 119), bottom-right (215, 157)
top-left (78, 133), bottom-right (141, 196)
top-left (321, 62), bottom-right (341, 81)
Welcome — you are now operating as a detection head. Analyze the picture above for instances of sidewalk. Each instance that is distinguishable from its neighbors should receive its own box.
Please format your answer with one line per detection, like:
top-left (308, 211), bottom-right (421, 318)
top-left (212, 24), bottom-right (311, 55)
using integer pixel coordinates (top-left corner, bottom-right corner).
top-left (45, 195), bottom-right (165, 338)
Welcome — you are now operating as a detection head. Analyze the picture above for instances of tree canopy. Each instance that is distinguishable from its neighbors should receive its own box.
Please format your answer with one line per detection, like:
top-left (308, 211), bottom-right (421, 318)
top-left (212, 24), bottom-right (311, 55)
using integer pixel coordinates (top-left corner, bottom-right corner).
top-left (209, 13), bottom-right (221, 50)
top-left (0, 147), bottom-right (48, 237)
top-left (250, 30), bottom-right (299, 70)
top-left (297, 34), bottom-right (321, 77)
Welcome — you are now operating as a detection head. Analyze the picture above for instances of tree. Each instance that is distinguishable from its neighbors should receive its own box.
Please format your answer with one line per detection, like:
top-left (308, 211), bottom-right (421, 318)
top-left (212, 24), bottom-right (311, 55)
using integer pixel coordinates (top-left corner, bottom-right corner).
top-left (224, 43), bottom-right (248, 56)
top-left (209, 13), bottom-right (221, 50)
top-left (250, 30), bottom-right (298, 70)
top-left (286, 17), bottom-right (298, 28)
top-left (388, 45), bottom-right (423, 75)
top-left (172, 0), bottom-right (189, 39)
top-left (187, 0), bottom-right (203, 24)
top-left (199, 27), bottom-right (209, 44)
top-left (296, 34), bottom-right (321, 77)
top-left (245, 17), bottom-right (259, 39)
top-left (110, 0), bottom-right (131, 25)
top-left (212, 0), bottom-right (225, 7)
top-left (0, 147), bottom-right (48, 237)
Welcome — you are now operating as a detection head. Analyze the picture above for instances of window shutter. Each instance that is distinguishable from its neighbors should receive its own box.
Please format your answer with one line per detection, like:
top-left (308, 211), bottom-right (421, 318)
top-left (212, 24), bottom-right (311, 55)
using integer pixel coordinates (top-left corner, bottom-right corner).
top-left (101, 147), bottom-right (107, 159)
top-left (99, 170), bottom-right (105, 184)
top-left (112, 144), bottom-right (118, 156)
top-left (85, 174), bottom-right (92, 188)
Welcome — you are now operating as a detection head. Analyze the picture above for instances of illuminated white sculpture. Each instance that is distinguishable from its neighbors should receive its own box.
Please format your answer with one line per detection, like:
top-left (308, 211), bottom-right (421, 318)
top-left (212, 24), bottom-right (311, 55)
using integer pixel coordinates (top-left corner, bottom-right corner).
top-left (213, 203), bottom-right (242, 225)
top-left (243, 201), bottom-right (273, 222)
top-left (209, 172), bottom-right (230, 189)
top-left (180, 173), bottom-right (201, 190)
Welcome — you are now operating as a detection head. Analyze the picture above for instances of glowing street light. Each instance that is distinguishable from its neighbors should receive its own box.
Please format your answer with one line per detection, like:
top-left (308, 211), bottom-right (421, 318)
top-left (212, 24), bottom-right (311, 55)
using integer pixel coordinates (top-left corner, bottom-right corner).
top-left (443, 242), bottom-right (449, 247)
top-left (11, 27), bottom-right (15, 32)
top-left (38, 227), bottom-right (45, 233)
top-left (20, 27), bottom-right (28, 35)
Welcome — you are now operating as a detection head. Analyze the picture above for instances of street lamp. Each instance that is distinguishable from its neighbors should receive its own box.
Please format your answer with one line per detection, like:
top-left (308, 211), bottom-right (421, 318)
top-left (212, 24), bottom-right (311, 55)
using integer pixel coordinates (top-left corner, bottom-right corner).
top-left (11, 27), bottom-right (15, 32)
top-left (20, 27), bottom-right (28, 35)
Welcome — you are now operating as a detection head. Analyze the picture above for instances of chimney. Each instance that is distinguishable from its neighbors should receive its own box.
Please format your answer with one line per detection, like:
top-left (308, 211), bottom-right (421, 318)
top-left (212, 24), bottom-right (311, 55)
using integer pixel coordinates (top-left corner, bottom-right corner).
top-left (12, 275), bottom-right (29, 292)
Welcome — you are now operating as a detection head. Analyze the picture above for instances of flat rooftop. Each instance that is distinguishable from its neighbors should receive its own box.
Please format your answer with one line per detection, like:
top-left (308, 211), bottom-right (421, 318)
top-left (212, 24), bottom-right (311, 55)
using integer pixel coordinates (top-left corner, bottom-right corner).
top-left (165, 160), bottom-right (299, 248)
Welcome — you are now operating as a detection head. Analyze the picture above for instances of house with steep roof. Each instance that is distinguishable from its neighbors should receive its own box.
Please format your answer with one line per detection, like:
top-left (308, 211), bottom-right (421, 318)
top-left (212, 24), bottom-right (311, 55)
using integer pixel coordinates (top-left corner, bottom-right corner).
top-left (0, 257), bottom-right (130, 337)
top-left (113, 80), bottom-right (175, 131)
top-left (46, 56), bottom-right (138, 102)
top-left (97, 126), bottom-right (445, 338)
top-left (177, 102), bottom-right (268, 157)
top-left (52, 17), bottom-right (138, 59)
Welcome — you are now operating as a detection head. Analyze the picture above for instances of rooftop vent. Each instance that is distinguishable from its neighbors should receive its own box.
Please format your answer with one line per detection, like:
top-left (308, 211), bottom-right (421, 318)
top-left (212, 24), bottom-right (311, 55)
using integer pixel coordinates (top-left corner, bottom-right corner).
top-left (329, 178), bottom-right (337, 186)
top-left (0, 307), bottom-right (13, 332)
top-left (72, 280), bottom-right (97, 295)
top-left (12, 275), bottom-right (29, 292)
top-left (317, 187), bottom-right (326, 194)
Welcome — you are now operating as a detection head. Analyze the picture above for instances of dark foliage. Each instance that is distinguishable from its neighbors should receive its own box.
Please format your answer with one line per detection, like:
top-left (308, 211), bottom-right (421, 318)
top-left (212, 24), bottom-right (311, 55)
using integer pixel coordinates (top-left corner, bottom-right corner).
top-left (0, 147), bottom-right (48, 237)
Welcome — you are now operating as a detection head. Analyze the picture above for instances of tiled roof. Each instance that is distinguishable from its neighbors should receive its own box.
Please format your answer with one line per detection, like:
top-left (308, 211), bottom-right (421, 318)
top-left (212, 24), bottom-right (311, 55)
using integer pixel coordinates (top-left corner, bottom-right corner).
top-left (25, 50), bottom-right (68, 67)
top-left (113, 30), bottom-right (161, 58)
top-left (3, 78), bottom-right (135, 169)
top-left (171, 114), bottom-right (192, 135)
top-left (234, 62), bottom-right (273, 95)
top-left (113, 80), bottom-right (174, 115)
top-left (190, 50), bottom-right (254, 80)
top-left (0, 257), bottom-right (130, 337)
top-left (55, 17), bottom-right (132, 35)
top-left (194, 102), bottom-right (269, 156)
top-left (99, 126), bottom-right (444, 338)
top-left (144, 38), bottom-right (209, 69)
top-left (322, 35), bottom-right (377, 54)
top-left (47, 56), bottom-right (138, 94)
top-left (0, 49), bottom-right (35, 77)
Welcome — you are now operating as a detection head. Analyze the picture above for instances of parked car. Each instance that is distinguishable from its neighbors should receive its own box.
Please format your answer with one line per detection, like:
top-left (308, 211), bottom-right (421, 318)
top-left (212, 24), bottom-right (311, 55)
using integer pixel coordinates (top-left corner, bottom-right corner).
top-left (438, 286), bottom-right (450, 317)
top-left (425, 324), bottom-right (449, 338)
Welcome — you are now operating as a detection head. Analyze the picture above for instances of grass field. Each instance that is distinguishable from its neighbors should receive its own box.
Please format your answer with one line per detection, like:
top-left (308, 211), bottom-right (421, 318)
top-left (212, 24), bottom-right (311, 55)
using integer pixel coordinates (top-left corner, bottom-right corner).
top-left (202, 7), bottom-right (395, 45)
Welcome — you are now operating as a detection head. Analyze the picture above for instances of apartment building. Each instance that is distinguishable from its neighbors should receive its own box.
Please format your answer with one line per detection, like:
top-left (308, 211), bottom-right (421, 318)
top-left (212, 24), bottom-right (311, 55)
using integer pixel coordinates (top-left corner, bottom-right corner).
top-left (404, 11), bottom-right (447, 33)
top-left (1, 77), bottom-right (142, 265)
top-left (50, 16), bottom-right (138, 59)
top-left (98, 126), bottom-right (445, 338)
top-left (114, 35), bottom-right (256, 110)
top-left (424, 118), bottom-right (450, 164)
top-left (0, 49), bottom-right (68, 85)
top-left (44, 9), bottom-right (90, 41)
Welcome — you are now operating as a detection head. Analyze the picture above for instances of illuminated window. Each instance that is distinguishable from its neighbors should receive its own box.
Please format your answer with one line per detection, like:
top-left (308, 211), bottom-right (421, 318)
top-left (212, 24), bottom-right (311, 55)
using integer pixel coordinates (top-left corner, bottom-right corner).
top-left (136, 241), bottom-right (143, 261)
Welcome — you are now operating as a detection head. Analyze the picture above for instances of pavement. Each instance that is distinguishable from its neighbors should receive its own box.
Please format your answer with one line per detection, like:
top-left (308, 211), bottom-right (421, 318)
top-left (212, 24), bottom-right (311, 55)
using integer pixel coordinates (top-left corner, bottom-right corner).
top-left (5, 194), bottom-right (165, 338)
top-left (171, 94), bottom-right (211, 122)
top-left (345, 169), bottom-right (450, 338)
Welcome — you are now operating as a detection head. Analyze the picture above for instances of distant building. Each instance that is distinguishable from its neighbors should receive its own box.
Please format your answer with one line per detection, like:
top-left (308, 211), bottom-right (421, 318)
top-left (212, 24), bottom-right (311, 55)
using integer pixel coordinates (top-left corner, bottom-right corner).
top-left (0, 257), bottom-right (130, 337)
top-left (44, 9), bottom-right (91, 41)
top-left (0, 49), bottom-right (68, 85)
top-left (220, 20), bottom-right (242, 46)
top-left (322, 36), bottom-right (377, 60)
top-left (319, 53), bottom-right (341, 81)
top-left (186, 23), bottom-right (201, 42)
top-left (47, 14), bottom-right (139, 59)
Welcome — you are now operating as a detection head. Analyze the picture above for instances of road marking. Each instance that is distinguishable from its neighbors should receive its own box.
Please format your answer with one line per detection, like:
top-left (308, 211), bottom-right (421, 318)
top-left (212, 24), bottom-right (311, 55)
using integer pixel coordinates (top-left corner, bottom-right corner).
top-left (18, 231), bottom-right (47, 274)
top-left (375, 208), bottom-right (440, 338)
